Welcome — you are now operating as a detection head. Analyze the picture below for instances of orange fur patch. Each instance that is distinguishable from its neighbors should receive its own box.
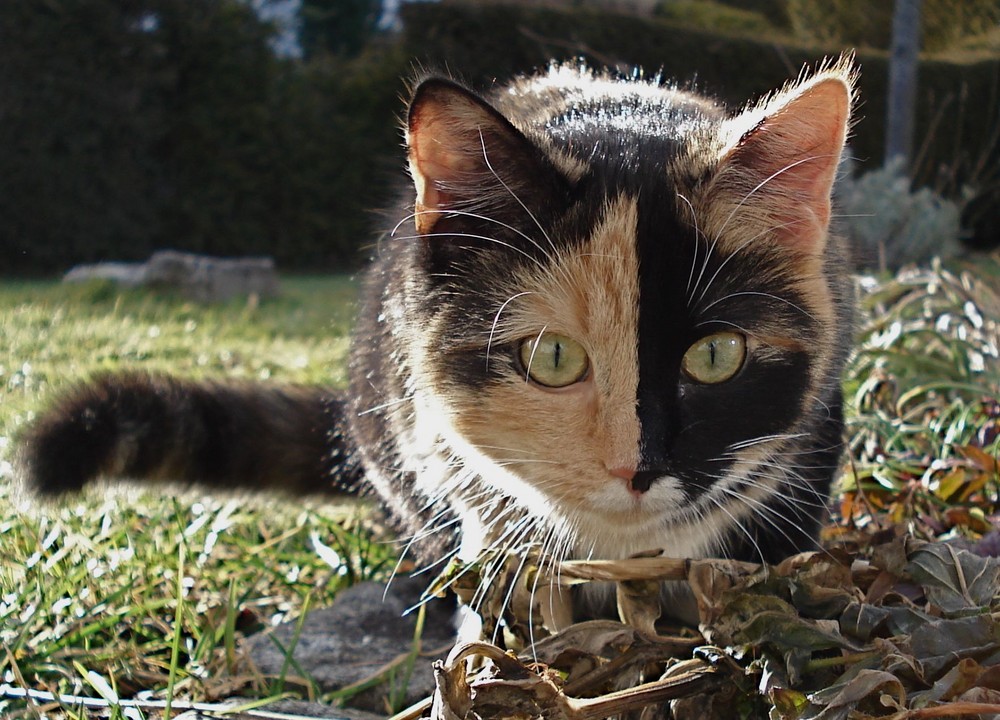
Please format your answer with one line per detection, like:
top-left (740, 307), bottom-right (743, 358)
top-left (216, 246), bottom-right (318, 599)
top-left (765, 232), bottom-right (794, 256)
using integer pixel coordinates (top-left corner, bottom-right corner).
top-left (445, 195), bottom-right (643, 515)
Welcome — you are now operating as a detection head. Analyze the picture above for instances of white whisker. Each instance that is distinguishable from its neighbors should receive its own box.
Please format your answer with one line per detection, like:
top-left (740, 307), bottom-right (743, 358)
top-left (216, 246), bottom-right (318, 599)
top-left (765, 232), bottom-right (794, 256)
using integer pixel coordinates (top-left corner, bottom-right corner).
top-left (715, 153), bottom-right (838, 239)
top-left (388, 231), bottom-right (545, 269)
top-left (690, 217), bottom-right (807, 311)
top-left (726, 433), bottom-right (808, 451)
top-left (356, 395), bottom-right (415, 417)
top-left (523, 325), bottom-right (548, 382)
top-left (676, 193), bottom-right (703, 299)
top-left (487, 292), bottom-right (533, 368)
top-left (697, 290), bottom-right (816, 320)
top-left (477, 129), bottom-right (556, 253)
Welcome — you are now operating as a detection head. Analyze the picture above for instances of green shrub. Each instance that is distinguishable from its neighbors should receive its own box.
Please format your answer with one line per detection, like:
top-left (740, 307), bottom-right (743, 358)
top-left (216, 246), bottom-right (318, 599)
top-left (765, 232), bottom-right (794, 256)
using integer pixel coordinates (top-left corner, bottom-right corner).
top-left (785, 0), bottom-right (1000, 51)
top-left (922, 0), bottom-right (1000, 52)
top-left (716, 0), bottom-right (791, 29)
top-left (836, 157), bottom-right (963, 270)
top-left (785, 0), bottom-right (894, 49)
top-left (0, 1), bottom-right (409, 276)
top-left (653, 1), bottom-right (774, 36)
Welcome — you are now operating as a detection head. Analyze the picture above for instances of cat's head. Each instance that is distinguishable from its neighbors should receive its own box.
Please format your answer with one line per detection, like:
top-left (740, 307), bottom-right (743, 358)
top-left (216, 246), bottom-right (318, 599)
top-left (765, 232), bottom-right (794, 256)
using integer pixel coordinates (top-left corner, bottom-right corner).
top-left (400, 59), bottom-right (855, 562)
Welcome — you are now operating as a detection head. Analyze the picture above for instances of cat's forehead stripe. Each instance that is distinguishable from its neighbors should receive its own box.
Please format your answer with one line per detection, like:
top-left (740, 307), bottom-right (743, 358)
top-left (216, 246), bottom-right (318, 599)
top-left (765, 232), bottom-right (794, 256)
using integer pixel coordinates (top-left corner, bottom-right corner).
top-left (516, 193), bottom-right (643, 471)
top-left (561, 193), bottom-right (642, 473)
top-left (444, 194), bottom-right (644, 506)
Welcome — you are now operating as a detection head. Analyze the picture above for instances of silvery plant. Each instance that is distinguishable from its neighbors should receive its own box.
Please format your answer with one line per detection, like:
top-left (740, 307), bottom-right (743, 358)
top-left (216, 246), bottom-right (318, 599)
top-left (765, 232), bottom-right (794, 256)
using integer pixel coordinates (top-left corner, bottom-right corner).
top-left (835, 154), bottom-right (963, 271)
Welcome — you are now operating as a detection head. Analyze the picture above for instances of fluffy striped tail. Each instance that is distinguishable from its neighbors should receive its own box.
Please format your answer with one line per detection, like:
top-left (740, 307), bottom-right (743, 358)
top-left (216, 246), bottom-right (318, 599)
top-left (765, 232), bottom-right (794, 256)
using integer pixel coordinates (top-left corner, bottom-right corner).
top-left (18, 373), bottom-right (361, 498)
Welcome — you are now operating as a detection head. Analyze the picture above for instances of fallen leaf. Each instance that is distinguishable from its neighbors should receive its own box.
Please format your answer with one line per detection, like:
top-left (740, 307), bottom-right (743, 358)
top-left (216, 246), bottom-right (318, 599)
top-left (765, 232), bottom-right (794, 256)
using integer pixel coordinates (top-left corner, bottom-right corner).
top-left (802, 669), bottom-right (906, 720)
top-left (905, 543), bottom-right (1000, 615)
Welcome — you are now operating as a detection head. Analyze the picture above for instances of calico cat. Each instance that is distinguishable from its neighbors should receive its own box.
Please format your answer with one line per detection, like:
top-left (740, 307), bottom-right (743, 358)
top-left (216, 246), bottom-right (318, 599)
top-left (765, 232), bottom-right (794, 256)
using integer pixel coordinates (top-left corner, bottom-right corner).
top-left (20, 58), bottom-right (855, 621)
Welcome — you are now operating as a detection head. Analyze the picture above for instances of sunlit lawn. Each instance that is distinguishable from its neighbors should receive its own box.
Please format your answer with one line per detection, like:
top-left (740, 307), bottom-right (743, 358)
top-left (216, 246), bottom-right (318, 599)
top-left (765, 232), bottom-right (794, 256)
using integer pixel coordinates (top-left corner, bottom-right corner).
top-left (0, 276), bottom-right (400, 718)
top-left (0, 256), bottom-right (997, 718)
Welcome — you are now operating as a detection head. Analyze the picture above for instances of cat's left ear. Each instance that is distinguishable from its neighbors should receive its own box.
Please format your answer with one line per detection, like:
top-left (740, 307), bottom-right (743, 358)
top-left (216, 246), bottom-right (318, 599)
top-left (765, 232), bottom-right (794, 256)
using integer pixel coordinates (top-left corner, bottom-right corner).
top-left (406, 77), bottom-right (568, 235)
top-left (707, 62), bottom-right (854, 259)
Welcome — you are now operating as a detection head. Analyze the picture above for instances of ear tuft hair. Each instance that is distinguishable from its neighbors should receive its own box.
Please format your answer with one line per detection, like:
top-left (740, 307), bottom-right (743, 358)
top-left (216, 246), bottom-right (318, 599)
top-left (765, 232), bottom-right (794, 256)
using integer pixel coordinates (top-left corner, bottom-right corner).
top-left (704, 54), bottom-right (857, 259)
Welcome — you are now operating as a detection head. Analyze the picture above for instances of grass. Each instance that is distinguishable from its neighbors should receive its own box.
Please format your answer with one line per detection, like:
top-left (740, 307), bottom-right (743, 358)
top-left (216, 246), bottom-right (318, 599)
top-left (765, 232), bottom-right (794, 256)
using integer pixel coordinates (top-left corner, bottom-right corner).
top-left (835, 257), bottom-right (1000, 542)
top-left (0, 276), bottom-right (400, 718)
top-left (0, 257), bottom-right (998, 718)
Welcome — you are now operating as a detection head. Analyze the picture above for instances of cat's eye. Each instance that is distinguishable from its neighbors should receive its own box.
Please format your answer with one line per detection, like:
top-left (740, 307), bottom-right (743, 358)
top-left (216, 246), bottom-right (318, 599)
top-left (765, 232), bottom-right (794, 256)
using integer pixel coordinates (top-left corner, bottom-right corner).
top-left (681, 332), bottom-right (746, 384)
top-left (519, 333), bottom-right (589, 388)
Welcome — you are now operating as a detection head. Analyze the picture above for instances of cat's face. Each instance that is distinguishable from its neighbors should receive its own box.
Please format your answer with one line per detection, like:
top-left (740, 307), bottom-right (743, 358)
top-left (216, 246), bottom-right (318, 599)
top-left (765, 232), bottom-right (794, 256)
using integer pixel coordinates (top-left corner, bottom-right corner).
top-left (402, 62), bottom-right (853, 561)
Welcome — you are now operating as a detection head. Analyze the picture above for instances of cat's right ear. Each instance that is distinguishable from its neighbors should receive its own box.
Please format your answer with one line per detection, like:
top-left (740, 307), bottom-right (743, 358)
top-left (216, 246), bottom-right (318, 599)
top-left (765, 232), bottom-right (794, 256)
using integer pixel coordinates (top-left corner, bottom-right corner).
top-left (705, 60), bottom-right (855, 263)
top-left (406, 78), bottom-right (566, 235)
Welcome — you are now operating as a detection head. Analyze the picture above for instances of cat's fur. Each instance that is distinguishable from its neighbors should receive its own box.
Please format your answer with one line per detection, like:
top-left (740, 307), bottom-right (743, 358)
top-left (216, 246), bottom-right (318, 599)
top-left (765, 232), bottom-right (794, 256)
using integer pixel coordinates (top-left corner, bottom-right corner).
top-left (20, 59), bottom-right (855, 614)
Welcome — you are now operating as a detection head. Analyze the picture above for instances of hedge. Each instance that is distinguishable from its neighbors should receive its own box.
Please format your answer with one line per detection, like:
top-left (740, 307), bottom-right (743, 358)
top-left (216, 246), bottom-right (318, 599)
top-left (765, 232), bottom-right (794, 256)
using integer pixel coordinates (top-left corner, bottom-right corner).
top-left (1, 2), bottom-right (995, 276)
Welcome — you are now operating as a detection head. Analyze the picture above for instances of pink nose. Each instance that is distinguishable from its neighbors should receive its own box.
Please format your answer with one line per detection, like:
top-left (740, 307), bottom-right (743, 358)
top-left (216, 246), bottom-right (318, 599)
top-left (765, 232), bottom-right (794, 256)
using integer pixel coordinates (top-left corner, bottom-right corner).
top-left (608, 466), bottom-right (636, 482)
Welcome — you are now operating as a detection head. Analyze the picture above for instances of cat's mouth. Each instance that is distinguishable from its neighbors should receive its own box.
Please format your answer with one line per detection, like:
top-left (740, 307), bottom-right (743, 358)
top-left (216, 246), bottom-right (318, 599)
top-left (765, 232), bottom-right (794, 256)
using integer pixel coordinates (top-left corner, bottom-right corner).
top-left (568, 483), bottom-right (722, 561)
top-left (606, 466), bottom-right (658, 499)
top-left (576, 471), bottom-right (690, 520)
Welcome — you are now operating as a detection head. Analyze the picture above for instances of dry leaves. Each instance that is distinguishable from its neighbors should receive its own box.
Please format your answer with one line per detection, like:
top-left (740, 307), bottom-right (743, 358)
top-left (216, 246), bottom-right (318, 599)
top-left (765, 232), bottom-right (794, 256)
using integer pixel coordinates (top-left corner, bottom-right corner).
top-left (402, 537), bottom-right (1000, 720)
top-left (400, 259), bottom-right (1000, 720)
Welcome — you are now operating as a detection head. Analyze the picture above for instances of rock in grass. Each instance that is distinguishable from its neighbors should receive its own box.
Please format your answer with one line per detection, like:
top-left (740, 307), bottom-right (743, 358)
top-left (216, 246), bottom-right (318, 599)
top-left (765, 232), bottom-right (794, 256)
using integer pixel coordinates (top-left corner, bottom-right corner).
top-left (63, 250), bottom-right (280, 303)
top-left (244, 575), bottom-right (456, 713)
top-left (63, 261), bottom-right (147, 286)
top-left (256, 699), bottom-right (387, 720)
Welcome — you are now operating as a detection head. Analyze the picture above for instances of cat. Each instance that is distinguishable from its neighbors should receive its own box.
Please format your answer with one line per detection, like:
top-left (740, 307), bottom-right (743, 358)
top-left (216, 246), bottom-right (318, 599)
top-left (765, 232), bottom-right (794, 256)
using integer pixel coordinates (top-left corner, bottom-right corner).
top-left (19, 57), bottom-right (855, 629)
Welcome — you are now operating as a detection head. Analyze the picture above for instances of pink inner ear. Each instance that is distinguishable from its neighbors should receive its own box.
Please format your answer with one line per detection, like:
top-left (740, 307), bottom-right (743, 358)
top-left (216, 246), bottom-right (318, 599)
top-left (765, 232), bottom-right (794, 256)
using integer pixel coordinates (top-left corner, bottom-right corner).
top-left (407, 107), bottom-right (467, 234)
top-left (718, 76), bottom-right (851, 256)
top-left (407, 83), bottom-right (504, 236)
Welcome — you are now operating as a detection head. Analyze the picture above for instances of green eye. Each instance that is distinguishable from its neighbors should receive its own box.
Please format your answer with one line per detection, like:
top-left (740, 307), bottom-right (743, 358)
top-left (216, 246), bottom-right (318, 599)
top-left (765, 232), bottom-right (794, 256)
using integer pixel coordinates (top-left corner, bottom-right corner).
top-left (519, 333), bottom-right (589, 388)
top-left (681, 332), bottom-right (746, 384)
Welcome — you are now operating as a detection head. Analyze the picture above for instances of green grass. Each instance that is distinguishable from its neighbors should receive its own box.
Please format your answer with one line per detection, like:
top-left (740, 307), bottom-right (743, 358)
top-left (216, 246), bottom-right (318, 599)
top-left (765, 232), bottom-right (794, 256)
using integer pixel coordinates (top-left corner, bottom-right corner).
top-left (0, 276), bottom-right (399, 718)
top-left (0, 260), bottom-right (998, 718)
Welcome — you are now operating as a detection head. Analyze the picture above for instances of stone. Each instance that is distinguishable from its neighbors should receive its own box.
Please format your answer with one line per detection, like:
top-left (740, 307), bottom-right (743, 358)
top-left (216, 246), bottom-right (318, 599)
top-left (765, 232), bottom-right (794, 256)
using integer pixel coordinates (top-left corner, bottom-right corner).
top-left (249, 699), bottom-right (387, 720)
top-left (243, 575), bottom-right (457, 714)
top-left (63, 261), bottom-right (146, 286)
top-left (144, 250), bottom-right (279, 302)
top-left (63, 250), bottom-right (280, 302)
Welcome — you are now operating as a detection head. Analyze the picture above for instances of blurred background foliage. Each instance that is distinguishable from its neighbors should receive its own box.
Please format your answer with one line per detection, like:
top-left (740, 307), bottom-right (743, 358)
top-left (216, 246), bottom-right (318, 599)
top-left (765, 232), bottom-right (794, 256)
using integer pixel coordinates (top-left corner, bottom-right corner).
top-left (0, 0), bottom-right (997, 275)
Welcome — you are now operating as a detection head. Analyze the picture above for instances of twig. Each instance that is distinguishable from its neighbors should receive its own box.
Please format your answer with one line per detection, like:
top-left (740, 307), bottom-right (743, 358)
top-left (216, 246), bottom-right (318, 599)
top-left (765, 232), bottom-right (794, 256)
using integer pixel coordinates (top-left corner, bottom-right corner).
top-left (3, 648), bottom-right (39, 715)
top-left (567, 666), bottom-right (721, 720)
top-left (554, 557), bottom-right (692, 583)
top-left (0, 684), bottom-right (346, 720)
top-left (895, 702), bottom-right (1000, 718)
top-left (387, 696), bottom-right (434, 720)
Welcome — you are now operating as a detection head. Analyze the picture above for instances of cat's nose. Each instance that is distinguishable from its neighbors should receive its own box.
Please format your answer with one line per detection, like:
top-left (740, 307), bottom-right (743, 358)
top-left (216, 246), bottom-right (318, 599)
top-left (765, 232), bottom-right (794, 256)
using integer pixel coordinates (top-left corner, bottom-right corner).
top-left (608, 466), bottom-right (663, 494)
top-left (630, 470), bottom-right (662, 493)
top-left (608, 466), bottom-right (636, 482)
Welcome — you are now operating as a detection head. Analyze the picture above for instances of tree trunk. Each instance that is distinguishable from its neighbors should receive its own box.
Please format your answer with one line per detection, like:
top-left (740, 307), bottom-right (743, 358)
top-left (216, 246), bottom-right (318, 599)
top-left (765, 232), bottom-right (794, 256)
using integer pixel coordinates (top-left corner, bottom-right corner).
top-left (885, 0), bottom-right (923, 170)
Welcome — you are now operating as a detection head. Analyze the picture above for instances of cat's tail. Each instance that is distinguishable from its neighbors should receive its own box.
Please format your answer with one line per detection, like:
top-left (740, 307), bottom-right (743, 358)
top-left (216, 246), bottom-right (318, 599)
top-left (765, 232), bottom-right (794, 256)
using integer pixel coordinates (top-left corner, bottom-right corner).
top-left (17, 372), bottom-right (362, 498)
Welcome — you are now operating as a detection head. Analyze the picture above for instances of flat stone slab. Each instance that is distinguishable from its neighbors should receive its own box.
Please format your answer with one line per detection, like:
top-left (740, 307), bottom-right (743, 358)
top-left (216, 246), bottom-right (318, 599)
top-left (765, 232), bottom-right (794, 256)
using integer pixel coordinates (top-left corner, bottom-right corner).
top-left (64, 250), bottom-right (279, 302)
top-left (63, 261), bottom-right (147, 286)
top-left (244, 575), bottom-right (456, 714)
top-left (246, 699), bottom-right (387, 720)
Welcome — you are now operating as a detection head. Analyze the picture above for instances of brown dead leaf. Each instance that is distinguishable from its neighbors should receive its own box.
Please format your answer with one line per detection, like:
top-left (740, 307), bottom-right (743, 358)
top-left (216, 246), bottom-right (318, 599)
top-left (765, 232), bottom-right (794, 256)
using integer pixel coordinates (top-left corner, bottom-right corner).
top-left (803, 668), bottom-right (907, 719)
top-left (904, 542), bottom-right (1000, 614)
